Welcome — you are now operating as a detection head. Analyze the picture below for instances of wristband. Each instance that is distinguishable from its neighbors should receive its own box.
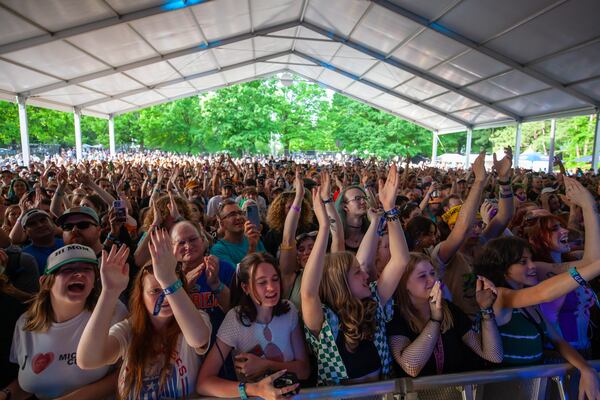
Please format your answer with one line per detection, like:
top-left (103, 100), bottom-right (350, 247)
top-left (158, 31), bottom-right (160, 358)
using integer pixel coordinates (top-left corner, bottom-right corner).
top-left (238, 382), bottom-right (249, 400)
top-left (568, 267), bottom-right (600, 310)
top-left (497, 179), bottom-right (511, 186)
top-left (106, 232), bottom-right (120, 242)
top-left (212, 281), bottom-right (225, 295)
top-left (152, 279), bottom-right (183, 316)
top-left (322, 197), bottom-right (333, 204)
top-left (500, 193), bottom-right (514, 199)
top-left (429, 317), bottom-right (442, 324)
top-left (479, 307), bottom-right (495, 320)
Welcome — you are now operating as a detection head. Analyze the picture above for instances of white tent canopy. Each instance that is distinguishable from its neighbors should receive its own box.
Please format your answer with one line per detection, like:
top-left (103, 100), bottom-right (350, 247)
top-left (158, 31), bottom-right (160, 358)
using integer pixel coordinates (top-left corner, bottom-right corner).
top-left (0, 0), bottom-right (599, 162)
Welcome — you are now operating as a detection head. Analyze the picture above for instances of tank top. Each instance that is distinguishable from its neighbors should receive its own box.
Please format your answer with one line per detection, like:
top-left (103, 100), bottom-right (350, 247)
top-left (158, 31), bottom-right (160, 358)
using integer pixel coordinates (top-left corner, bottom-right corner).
top-left (499, 308), bottom-right (545, 366)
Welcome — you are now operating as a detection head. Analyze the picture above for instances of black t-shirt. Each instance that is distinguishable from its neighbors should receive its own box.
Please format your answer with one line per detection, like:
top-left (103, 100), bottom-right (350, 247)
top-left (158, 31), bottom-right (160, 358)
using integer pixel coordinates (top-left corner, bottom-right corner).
top-left (335, 333), bottom-right (381, 379)
top-left (0, 293), bottom-right (27, 387)
top-left (386, 301), bottom-right (479, 377)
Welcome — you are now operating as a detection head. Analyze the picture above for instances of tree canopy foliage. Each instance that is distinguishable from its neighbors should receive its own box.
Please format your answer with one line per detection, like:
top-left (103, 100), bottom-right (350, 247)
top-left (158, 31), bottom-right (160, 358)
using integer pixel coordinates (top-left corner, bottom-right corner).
top-left (0, 77), bottom-right (596, 164)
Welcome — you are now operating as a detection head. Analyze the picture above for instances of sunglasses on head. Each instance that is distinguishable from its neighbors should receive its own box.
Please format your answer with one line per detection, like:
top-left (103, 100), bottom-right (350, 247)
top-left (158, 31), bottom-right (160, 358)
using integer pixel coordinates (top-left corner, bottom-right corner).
top-left (62, 221), bottom-right (98, 231)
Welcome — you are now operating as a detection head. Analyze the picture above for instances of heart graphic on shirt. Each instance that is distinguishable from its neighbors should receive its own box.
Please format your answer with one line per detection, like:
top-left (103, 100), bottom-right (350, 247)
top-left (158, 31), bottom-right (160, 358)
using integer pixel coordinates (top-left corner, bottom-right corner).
top-left (31, 352), bottom-right (55, 374)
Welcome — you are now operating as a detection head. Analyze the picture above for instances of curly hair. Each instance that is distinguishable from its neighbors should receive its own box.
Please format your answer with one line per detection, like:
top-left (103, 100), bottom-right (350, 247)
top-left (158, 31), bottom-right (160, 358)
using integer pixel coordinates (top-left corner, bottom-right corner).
top-left (266, 191), bottom-right (313, 233)
top-left (142, 195), bottom-right (192, 231)
top-left (473, 236), bottom-right (532, 288)
top-left (319, 251), bottom-right (377, 352)
top-left (230, 252), bottom-right (290, 326)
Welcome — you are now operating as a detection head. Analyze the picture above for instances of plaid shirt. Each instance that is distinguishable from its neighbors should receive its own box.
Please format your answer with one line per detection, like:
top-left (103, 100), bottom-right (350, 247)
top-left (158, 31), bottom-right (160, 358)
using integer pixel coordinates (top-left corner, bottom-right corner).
top-left (305, 282), bottom-right (394, 386)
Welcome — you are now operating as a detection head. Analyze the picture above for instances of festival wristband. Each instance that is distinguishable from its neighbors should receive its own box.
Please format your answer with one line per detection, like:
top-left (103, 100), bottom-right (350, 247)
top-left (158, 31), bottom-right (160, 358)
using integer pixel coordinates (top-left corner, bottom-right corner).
top-left (568, 267), bottom-right (600, 308)
top-left (152, 279), bottom-right (183, 316)
top-left (238, 382), bottom-right (249, 400)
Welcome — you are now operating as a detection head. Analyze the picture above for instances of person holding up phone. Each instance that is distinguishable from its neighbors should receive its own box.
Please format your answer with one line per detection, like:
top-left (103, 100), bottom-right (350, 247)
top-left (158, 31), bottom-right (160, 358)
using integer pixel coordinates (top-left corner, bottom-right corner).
top-left (210, 200), bottom-right (266, 266)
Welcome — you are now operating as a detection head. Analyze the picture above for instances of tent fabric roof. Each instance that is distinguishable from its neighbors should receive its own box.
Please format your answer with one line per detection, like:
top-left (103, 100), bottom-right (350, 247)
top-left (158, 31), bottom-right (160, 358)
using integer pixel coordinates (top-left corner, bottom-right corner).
top-left (0, 0), bottom-right (599, 134)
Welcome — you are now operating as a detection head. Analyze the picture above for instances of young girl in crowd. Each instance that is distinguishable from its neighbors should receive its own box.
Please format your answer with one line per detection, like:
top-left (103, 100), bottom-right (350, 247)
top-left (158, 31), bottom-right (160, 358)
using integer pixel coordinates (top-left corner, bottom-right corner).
top-left (2, 244), bottom-right (128, 400)
top-left (77, 230), bottom-right (211, 399)
top-left (278, 170), bottom-right (343, 309)
top-left (197, 252), bottom-right (309, 398)
top-left (335, 185), bottom-right (371, 253)
top-left (473, 235), bottom-right (600, 399)
top-left (302, 165), bottom-right (410, 385)
top-left (388, 252), bottom-right (503, 377)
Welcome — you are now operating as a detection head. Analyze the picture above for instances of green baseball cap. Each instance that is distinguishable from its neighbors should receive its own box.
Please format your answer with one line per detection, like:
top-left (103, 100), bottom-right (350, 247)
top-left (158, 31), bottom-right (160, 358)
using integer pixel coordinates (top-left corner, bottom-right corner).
top-left (45, 244), bottom-right (98, 275)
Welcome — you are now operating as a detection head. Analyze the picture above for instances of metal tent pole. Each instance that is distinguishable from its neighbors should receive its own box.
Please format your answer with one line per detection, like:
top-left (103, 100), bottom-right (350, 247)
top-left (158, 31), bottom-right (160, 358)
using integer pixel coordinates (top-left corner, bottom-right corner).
top-left (16, 95), bottom-right (30, 165)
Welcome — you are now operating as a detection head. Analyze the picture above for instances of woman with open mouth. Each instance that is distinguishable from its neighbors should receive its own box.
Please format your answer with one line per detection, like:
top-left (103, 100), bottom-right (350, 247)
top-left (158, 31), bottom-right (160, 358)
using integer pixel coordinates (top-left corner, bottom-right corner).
top-left (77, 229), bottom-right (212, 399)
top-left (196, 251), bottom-right (309, 399)
top-left (3, 244), bottom-right (128, 400)
top-left (302, 165), bottom-right (410, 386)
top-left (521, 177), bottom-right (599, 358)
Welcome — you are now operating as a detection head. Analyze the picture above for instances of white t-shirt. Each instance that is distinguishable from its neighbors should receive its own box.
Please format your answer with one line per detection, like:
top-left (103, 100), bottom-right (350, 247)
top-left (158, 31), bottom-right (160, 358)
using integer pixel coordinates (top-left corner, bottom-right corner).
top-left (109, 310), bottom-right (211, 400)
top-left (10, 302), bottom-right (128, 399)
top-left (217, 301), bottom-right (298, 372)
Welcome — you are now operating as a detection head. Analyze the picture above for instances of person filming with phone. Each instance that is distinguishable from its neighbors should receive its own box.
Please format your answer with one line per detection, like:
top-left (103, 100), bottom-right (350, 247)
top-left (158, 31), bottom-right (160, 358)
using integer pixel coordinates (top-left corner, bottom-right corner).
top-left (211, 199), bottom-right (266, 266)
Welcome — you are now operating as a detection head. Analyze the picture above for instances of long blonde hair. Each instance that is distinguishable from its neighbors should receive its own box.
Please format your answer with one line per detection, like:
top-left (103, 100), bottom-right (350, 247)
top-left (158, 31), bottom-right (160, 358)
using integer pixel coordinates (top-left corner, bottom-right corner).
top-left (23, 269), bottom-right (99, 332)
top-left (395, 253), bottom-right (453, 334)
top-left (121, 265), bottom-right (187, 400)
top-left (319, 251), bottom-right (377, 352)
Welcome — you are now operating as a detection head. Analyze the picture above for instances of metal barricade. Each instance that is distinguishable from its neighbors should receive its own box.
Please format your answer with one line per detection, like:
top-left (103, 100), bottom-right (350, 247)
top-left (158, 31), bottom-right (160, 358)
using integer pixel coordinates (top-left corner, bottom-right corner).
top-left (286, 360), bottom-right (600, 400)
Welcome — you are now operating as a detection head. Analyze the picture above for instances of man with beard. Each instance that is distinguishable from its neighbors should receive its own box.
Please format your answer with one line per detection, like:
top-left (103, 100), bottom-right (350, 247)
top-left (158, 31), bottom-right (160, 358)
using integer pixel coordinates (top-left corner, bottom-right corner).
top-left (57, 207), bottom-right (102, 256)
top-left (21, 209), bottom-right (64, 275)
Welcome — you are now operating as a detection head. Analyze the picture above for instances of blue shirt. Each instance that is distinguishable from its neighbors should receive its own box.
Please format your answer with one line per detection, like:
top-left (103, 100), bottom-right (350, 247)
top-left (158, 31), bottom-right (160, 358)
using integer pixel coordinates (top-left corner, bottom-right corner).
top-left (23, 238), bottom-right (64, 275)
top-left (210, 237), bottom-right (266, 266)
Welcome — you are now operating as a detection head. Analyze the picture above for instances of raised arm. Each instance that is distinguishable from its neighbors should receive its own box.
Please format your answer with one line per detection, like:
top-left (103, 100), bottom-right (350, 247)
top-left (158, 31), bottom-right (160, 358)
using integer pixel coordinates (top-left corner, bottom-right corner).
top-left (319, 171), bottom-right (344, 252)
top-left (376, 164), bottom-right (410, 305)
top-left (77, 245), bottom-right (130, 369)
top-left (279, 169), bottom-right (304, 281)
top-left (300, 188), bottom-right (329, 336)
top-left (79, 172), bottom-right (116, 206)
top-left (496, 257), bottom-right (600, 311)
top-left (356, 207), bottom-right (380, 277)
top-left (535, 176), bottom-right (600, 276)
top-left (149, 228), bottom-right (211, 351)
top-left (437, 152), bottom-right (487, 263)
top-left (481, 148), bottom-right (515, 242)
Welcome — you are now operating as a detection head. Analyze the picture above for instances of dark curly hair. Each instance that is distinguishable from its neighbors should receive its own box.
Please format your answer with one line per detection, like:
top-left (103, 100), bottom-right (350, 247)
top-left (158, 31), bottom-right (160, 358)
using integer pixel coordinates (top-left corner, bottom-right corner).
top-left (473, 236), bottom-right (532, 288)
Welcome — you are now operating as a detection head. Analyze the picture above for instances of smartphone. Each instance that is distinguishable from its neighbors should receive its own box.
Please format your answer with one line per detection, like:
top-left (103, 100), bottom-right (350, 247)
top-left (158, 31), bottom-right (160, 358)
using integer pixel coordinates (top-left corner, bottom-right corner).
top-left (246, 203), bottom-right (260, 228)
top-left (113, 200), bottom-right (127, 223)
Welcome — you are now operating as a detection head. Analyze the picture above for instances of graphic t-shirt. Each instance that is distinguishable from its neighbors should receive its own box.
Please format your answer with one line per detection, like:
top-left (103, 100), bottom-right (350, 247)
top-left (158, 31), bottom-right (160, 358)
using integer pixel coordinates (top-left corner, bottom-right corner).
top-left (189, 259), bottom-right (235, 340)
top-left (10, 302), bottom-right (127, 399)
top-left (217, 301), bottom-right (298, 381)
top-left (109, 311), bottom-right (212, 400)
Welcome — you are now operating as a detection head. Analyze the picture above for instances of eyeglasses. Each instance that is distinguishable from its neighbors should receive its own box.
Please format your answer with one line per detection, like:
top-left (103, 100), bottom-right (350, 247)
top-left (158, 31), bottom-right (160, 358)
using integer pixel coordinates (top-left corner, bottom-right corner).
top-left (173, 236), bottom-right (201, 247)
top-left (346, 195), bottom-right (368, 203)
top-left (220, 210), bottom-right (245, 220)
top-left (62, 221), bottom-right (98, 231)
top-left (296, 231), bottom-right (318, 242)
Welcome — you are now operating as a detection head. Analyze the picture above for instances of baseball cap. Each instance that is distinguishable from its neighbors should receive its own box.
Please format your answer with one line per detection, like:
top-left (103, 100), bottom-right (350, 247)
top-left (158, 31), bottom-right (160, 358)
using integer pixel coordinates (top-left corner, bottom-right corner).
top-left (45, 244), bottom-right (98, 275)
top-left (56, 206), bottom-right (100, 226)
top-left (541, 187), bottom-right (558, 195)
top-left (222, 179), bottom-right (234, 189)
top-left (21, 209), bottom-right (51, 227)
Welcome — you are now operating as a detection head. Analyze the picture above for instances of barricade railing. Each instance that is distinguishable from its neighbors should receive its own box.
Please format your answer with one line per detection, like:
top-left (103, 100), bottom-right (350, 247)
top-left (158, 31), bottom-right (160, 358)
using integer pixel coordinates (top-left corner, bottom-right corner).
top-left (284, 360), bottom-right (600, 400)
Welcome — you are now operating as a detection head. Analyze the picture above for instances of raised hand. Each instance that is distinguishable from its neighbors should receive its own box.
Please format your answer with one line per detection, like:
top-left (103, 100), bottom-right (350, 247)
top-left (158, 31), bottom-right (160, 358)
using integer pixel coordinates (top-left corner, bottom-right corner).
top-left (564, 176), bottom-right (595, 209)
top-left (429, 280), bottom-right (443, 322)
top-left (492, 146), bottom-right (513, 181)
top-left (293, 167), bottom-right (304, 199)
top-left (167, 191), bottom-right (181, 221)
top-left (244, 220), bottom-right (260, 249)
top-left (475, 275), bottom-right (497, 309)
top-left (319, 170), bottom-right (332, 201)
top-left (378, 164), bottom-right (399, 211)
top-left (204, 255), bottom-right (221, 290)
top-left (472, 150), bottom-right (487, 182)
top-left (100, 245), bottom-right (130, 295)
top-left (312, 187), bottom-right (329, 228)
top-left (148, 228), bottom-right (179, 287)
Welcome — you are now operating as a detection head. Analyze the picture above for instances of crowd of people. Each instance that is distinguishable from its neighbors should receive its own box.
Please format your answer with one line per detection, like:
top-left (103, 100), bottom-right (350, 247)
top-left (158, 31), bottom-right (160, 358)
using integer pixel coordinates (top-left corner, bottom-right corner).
top-left (0, 149), bottom-right (599, 400)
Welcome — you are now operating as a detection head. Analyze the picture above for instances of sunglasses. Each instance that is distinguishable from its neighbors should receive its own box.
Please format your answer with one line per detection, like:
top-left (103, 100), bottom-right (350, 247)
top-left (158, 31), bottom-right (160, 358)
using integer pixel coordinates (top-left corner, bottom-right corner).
top-left (62, 221), bottom-right (98, 231)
